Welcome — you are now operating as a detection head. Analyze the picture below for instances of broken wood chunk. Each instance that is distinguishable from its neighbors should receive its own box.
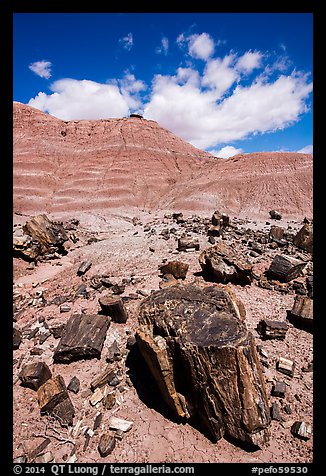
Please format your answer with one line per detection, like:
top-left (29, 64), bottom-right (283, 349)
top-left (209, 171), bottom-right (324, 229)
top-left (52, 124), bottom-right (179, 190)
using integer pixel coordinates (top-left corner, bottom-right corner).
top-left (98, 296), bottom-right (128, 323)
top-left (291, 421), bottom-right (312, 440)
top-left (77, 260), bottom-right (92, 276)
top-left (293, 224), bottom-right (313, 254)
top-left (37, 375), bottom-right (75, 426)
top-left (199, 242), bottom-right (253, 285)
top-left (103, 392), bottom-right (116, 410)
top-left (177, 237), bottom-right (199, 251)
top-left (23, 214), bottom-right (68, 255)
top-left (19, 361), bottom-right (52, 390)
top-left (287, 295), bottom-right (313, 332)
top-left (159, 260), bottom-right (189, 280)
top-left (269, 226), bottom-right (285, 242)
top-left (28, 438), bottom-right (51, 461)
top-left (108, 416), bottom-right (133, 432)
top-left (136, 284), bottom-right (270, 449)
top-left (50, 397), bottom-right (75, 427)
top-left (53, 314), bottom-right (110, 363)
top-left (89, 387), bottom-right (104, 406)
top-left (37, 375), bottom-right (68, 412)
top-left (256, 319), bottom-right (288, 340)
top-left (67, 376), bottom-right (80, 394)
top-left (277, 357), bottom-right (295, 377)
top-left (207, 225), bottom-right (221, 237)
top-left (271, 381), bottom-right (286, 398)
top-left (93, 412), bottom-right (103, 431)
top-left (90, 366), bottom-right (116, 391)
top-left (98, 433), bottom-right (116, 457)
top-left (266, 255), bottom-right (306, 283)
top-left (270, 403), bottom-right (282, 421)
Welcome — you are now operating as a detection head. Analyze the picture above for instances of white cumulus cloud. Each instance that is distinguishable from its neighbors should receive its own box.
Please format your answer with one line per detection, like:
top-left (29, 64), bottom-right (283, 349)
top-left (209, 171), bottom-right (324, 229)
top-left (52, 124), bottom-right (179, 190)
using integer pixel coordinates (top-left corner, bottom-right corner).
top-left (236, 50), bottom-right (263, 73)
top-left (144, 71), bottom-right (312, 149)
top-left (28, 78), bottom-right (131, 120)
top-left (297, 144), bottom-right (313, 154)
top-left (209, 146), bottom-right (244, 158)
top-left (29, 60), bottom-right (52, 79)
top-left (177, 32), bottom-right (215, 61)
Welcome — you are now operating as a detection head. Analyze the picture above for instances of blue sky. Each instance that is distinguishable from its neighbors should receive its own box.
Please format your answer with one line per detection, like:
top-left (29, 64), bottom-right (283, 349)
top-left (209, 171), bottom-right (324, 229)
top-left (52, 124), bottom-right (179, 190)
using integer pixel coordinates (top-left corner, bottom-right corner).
top-left (13, 13), bottom-right (313, 157)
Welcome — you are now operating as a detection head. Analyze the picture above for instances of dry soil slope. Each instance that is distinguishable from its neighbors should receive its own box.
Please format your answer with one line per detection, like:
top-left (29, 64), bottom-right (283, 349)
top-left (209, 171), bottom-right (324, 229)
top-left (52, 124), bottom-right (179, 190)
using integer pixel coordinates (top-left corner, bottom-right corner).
top-left (13, 102), bottom-right (313, 218)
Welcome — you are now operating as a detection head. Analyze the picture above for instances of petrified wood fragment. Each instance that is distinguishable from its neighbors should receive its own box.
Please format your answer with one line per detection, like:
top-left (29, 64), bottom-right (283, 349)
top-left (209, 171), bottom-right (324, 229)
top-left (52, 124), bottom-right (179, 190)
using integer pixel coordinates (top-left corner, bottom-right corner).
top-left (98, 296), bottom-right (128, 323)
top-left (37, 375), bottom-right (75, 426)
top-left (199, 242), bottom-right (253, 285)
top-left (256, 319), bottom-right (288, 340)
top-left (277, 357), bottom-right (295, 377)
top-left (286, 295), bottom-right (313, 332)
top-left (19, 361), bottom-right (52, 390)
top-left (98, 433), bottom-right (116, 457)
top-left (177, 237), bottom-right (200, 251)
top-left (53, 314), bottom-right (110, 363)
top-left (159, 261), bottom-right (189, 280)
top-left (293, 224), bottom-right (313, 254)
top-left (136, 285), bottom-right (270, 449)
top-left (266, 255), bottom-right (306, 282)
top-left (23, 214), bottom-right (68, 255)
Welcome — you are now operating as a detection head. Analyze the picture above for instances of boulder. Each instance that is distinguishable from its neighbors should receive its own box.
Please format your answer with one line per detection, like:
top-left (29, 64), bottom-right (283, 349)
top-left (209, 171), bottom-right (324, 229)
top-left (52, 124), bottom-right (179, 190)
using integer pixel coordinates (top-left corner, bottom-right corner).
top-left (53, 314), bottom-right (110, 363)
top-left (199, 242), bottom-right (253, 285)
top-left (136, 284), bottom-right (270, 449)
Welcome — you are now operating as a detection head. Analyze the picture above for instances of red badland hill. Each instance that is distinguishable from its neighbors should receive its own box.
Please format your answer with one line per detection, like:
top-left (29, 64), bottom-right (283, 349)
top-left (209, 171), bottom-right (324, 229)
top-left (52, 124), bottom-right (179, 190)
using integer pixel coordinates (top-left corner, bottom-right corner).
top-left (13, 102), bottom-right (313, 219)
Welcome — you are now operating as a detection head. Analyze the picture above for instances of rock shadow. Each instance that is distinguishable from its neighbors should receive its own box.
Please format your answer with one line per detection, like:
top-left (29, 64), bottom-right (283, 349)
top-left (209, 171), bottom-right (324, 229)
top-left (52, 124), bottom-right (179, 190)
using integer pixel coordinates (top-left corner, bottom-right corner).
top-left (125, 343), bottom-right (182, 424)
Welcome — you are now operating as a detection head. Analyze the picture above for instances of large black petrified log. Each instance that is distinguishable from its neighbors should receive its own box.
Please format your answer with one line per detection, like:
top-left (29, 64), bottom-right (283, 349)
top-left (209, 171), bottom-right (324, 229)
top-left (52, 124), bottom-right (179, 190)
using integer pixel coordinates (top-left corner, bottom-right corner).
top-left (136, 284), bottom-right (271, 449)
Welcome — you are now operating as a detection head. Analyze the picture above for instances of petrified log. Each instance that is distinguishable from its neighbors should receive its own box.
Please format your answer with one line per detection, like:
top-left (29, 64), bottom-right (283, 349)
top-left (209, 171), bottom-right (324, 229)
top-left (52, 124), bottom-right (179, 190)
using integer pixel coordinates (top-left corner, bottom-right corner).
top-left (23, 214), bottom-right (68, 255)
top-left (293, 224), bottom-right (313, 253)
top-left (159, 261), bottom-right (189, 280)
top-left (199, 242), bottom-right (253, 285)
top-left (98, 296), bottom-right (128, 323)
top-left (177, 237), bottom-right (199, 251)
top-left (256, 319), bottom-right (288, 340)
top-left (53, 314), bottom-right (110, 363)
top-left (37, 375), bottom-right (75, 426)
top-left (266, 255), bottom-right (306, 282)
top-left (286, 295), bottom-right (313, 332)
top-left (19, 362), bottom-right (52, 390)
top-left (136, 284), bottom-right (270, 449)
